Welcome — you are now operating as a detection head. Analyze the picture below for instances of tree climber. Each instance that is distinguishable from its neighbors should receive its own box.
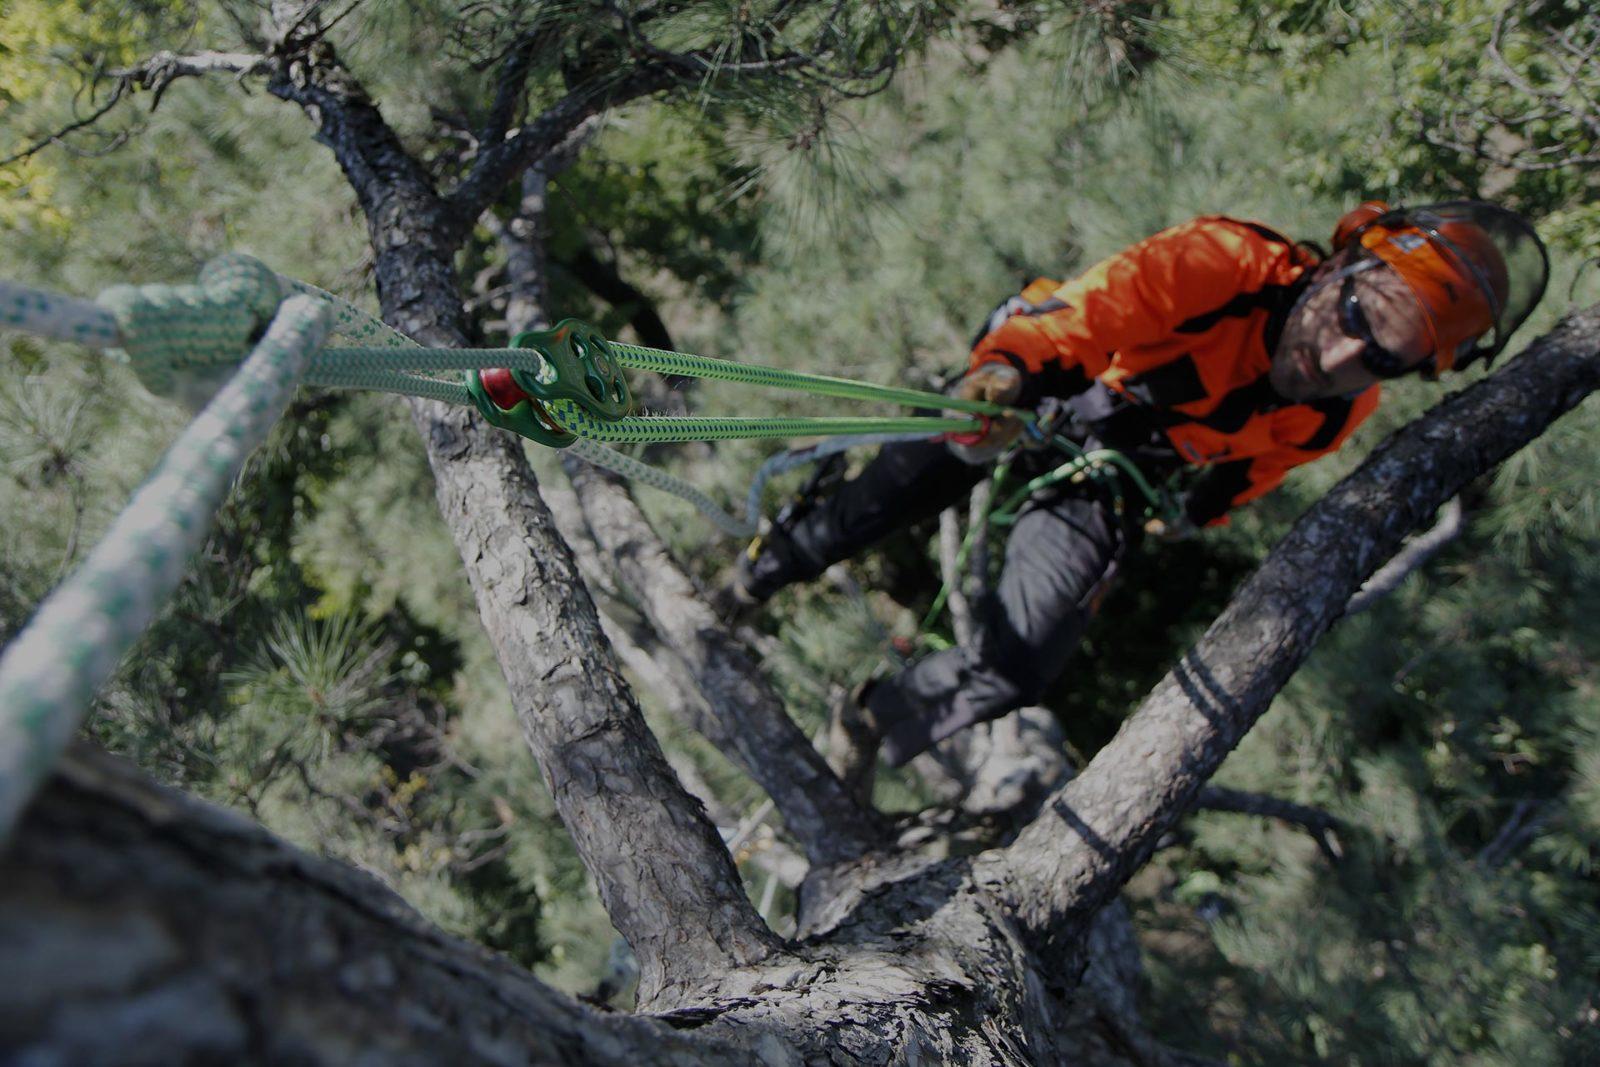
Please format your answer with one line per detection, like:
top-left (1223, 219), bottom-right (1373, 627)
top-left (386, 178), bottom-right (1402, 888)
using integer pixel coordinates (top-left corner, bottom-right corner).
top-left (721, 200), bottom-right (1549, 789)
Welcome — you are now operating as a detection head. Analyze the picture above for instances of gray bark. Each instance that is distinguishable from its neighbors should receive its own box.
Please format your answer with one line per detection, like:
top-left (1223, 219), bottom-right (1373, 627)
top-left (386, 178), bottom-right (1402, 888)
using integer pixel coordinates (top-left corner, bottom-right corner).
top-left (561, 459), bottom-right (886, 866)
top-left (0, 747), bottom-right (760, 1067)
top-left (487, 155), bottom-right (883, 868)
top-left (266, 39), bottom-right (780, 1005)
top-left (7, 746), bottom-right (1175, 1066)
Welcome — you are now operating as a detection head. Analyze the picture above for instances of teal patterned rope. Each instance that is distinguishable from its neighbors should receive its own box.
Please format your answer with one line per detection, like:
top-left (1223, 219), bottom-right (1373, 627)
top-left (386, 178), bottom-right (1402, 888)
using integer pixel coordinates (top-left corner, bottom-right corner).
top-left (0, 280), bottom-right (123, 349)
top-left (569, 438), bottom-right (754, 538)
top-left (305, 366), bottom-right (473, 405)
top-left (0, 294), bottom-right (331, 840)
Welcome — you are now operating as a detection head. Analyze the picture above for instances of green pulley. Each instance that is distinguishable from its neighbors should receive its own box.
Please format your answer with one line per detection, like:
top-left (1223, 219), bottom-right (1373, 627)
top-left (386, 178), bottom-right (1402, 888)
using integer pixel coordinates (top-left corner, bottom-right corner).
top-left (508, 319), bottom-right (632, 418)
top-left (464, 319), bottom-right (633, 448)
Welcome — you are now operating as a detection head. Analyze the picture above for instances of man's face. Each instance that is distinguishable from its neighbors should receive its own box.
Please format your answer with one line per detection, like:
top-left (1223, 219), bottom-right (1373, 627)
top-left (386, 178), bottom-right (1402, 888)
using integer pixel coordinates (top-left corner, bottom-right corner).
top-left (1270, 255), bottom-right (1436, 402)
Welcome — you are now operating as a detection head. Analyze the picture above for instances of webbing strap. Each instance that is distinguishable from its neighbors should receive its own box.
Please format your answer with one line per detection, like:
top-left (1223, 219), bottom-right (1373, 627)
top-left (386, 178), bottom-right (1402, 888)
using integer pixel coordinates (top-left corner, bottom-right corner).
top-left (0, 294), bottom-right (331, 840)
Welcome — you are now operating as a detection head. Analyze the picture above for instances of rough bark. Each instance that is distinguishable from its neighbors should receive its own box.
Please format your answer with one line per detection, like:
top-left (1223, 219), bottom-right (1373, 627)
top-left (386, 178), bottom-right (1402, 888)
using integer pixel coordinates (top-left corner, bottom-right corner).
top-left (538, 472), bottom-right (811, 890)
top-left (0, 747), bottom-right (760, 1067)
top-left (267, 44), bottom-right (780, 1005)
top-left (562, 459), bottom-right (886, 866)
top-left (487, 151), bottom-right (883, 868)
top-left (993, 303), bottom-right (1600, 968)
top-left (7, 747), bottom-right (1172, 1066)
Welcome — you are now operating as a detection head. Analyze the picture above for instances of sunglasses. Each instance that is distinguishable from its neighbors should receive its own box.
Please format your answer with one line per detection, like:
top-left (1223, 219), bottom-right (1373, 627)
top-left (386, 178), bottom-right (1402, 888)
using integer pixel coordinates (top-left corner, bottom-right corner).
top-left (1339, 274), bottom-right (1431, 379)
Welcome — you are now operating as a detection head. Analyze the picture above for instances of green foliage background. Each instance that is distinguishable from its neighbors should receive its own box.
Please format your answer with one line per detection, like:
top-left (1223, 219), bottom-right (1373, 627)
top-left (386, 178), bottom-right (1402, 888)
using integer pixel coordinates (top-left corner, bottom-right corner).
top-left (3, 0), bottom-right (1598, 1059)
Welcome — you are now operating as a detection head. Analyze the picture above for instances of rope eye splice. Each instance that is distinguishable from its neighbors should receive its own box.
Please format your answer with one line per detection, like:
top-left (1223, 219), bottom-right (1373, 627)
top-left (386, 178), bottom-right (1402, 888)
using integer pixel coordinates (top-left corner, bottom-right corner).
top-left (465, 320), bottom-right (633, 449)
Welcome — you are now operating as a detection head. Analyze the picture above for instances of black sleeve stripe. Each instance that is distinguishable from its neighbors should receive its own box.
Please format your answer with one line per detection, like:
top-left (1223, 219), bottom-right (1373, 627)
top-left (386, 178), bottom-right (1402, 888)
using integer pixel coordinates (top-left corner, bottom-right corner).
top-left (1240, 220), bottom-right (1295, 248)
top-left (1298, 397), bottom-right (1355, 451)
top-left (1183, 459), bottom-right (1256, 526)
top-left (1175, 282), bottom-right (1301, 335)
top-left (1120, 355), bottom-right (1207, 407)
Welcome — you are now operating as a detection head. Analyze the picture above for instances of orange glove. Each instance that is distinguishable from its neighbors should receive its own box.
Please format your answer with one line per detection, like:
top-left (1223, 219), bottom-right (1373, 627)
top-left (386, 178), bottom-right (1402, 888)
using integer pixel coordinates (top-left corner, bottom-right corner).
top-left (946, 363), bottom-right (1025, 464)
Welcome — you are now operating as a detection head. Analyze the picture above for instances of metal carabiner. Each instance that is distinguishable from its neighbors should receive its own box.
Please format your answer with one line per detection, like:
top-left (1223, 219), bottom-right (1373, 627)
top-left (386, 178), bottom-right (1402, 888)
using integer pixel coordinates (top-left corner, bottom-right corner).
top-left (465, 366), bottom-right (577, 448)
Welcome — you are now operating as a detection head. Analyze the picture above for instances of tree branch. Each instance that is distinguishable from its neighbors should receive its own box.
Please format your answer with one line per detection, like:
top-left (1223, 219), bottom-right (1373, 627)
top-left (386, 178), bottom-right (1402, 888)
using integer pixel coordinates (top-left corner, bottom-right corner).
top-left (0, 82), bottom-right (131, 169)
top-left (1194, 785), bottom-right (1344, 863)
top-left (442, 67), bottom-right (678, 241)
top-left (261, 36), bottom-right (782, 1005)
top-left (1344, 496), bottom-right (1463, 615)
top-left (478, 30), bottom-right (548, 160)
top-left (991, 303), bottom-right (1600, 969)
top-left (557, 245), bottom-right (677, 351)
top-left (0, 745), bottom-right (759, 1065)
top-left (486, 157), bottom-right (883, 867)
top-left (561, 457), bottom-right (887, 867)
top-left (2, 49), bottom-right (278, 169)
top-left (1475, 797), bottom-right (1550, 869)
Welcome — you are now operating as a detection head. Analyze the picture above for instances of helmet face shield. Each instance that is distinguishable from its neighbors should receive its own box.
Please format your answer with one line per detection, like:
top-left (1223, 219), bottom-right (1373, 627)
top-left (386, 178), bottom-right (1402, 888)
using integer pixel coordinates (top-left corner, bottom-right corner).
top-left (1345, 201), bottom-right (1550, 371)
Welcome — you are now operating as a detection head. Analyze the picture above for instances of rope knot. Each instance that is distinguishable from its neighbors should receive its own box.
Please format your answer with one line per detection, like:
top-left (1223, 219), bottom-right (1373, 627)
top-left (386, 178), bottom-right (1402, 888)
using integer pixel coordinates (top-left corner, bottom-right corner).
top-left (98, 253), bottom-right (287, 408)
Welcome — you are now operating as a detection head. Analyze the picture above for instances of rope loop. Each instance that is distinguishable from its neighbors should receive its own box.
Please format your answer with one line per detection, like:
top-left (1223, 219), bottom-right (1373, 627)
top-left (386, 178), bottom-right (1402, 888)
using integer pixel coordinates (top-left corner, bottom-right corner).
top-left (97, 253), bottom-right (286, 408)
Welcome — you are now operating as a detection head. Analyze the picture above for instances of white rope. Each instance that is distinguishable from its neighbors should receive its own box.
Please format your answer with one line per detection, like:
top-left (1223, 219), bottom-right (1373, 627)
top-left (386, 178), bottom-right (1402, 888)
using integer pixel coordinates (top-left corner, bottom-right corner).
top-left (0, 294), bottom-right (330, 841)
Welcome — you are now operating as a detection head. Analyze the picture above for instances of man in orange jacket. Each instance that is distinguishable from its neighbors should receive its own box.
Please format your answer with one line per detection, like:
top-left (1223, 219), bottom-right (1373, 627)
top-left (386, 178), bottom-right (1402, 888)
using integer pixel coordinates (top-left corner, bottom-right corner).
top-left (727, 201), bottom-right (1548, 779)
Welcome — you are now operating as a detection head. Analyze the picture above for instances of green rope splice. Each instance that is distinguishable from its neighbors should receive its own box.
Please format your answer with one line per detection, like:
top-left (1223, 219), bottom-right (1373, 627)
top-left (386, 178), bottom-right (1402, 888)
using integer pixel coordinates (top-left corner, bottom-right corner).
top-left (98, 254), bottom-right (288, 408)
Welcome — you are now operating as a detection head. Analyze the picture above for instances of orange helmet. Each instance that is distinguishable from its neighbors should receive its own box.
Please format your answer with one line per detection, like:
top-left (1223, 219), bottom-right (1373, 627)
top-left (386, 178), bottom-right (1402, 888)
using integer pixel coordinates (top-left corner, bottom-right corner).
top-left (1331, 200), bottom-right (1548, 373)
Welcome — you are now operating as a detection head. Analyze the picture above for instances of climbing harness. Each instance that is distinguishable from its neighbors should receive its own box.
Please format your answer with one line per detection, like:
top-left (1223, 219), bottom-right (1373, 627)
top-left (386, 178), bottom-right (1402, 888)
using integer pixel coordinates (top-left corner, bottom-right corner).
top-left (0, 255), bottom-right (1033, 840)
top-left (913, 433), bottom-right (1183, 650)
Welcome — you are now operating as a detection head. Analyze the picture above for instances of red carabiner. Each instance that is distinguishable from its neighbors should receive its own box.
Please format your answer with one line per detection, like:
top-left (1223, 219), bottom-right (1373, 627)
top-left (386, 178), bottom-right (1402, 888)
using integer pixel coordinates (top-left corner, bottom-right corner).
top-left (940, 414), bottom-right (992, 447)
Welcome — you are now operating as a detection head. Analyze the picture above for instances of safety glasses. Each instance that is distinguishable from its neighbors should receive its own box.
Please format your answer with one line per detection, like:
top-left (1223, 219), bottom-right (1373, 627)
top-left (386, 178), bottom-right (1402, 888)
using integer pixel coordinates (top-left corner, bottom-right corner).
top-left (1338, 273), bottom-right (1426, 379)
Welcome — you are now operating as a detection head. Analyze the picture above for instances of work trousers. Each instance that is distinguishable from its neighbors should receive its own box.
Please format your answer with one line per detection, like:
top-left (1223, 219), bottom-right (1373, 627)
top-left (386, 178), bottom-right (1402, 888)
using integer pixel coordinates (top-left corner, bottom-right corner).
top-left (749, 438), bottom-right (1127, 765)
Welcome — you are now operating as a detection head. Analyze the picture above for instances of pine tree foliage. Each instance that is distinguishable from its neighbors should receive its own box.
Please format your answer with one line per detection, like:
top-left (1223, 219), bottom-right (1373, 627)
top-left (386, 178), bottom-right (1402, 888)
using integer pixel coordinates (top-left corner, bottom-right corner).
top-left (2, 0), bottom-right (1598, 1058)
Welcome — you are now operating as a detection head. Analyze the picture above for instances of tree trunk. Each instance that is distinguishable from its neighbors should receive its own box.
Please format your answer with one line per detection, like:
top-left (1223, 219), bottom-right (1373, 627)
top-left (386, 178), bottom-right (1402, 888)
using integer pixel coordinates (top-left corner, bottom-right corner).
top-left (6, 746), bottom-right (1184, 1066)
top-left (269, 51), bottom-right (781, 1008)
top-left (0, 747), bottom-right (757, 1067)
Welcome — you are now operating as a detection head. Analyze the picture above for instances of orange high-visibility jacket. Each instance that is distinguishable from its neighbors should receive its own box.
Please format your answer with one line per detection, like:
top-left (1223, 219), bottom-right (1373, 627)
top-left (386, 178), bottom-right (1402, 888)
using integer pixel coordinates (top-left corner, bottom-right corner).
top-left (968, 216), bottom-right (1380, 525)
